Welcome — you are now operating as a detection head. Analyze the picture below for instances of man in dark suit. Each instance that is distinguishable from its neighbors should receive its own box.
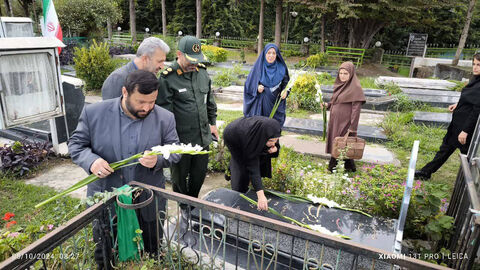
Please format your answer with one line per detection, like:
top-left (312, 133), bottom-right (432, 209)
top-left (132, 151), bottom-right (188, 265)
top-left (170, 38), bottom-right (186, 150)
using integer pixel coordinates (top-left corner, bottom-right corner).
top-left (101, 37), bottom-right (170, 100)
top-left (69, 70), bottom-right (180, 268)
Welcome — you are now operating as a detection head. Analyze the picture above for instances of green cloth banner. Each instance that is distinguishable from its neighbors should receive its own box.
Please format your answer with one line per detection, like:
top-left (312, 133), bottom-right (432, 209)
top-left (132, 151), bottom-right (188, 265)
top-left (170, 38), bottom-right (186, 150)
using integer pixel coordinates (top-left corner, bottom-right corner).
top-left (114, 185), bottom-right (144, 261)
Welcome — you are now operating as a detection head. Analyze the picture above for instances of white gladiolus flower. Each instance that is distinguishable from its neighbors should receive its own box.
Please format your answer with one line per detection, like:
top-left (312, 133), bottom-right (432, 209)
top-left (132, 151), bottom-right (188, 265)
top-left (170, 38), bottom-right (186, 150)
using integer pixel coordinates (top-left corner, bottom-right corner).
top-left (307, 195), bottom-right (340, 208)
top-left (151, 143), bottom-right (205, 160)
top-left (309, 224), bottom-right (343, 237)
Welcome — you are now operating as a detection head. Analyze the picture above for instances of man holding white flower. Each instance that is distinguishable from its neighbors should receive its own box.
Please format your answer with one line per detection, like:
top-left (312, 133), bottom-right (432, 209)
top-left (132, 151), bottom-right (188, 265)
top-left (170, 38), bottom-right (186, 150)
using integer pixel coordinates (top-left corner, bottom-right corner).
top-left (69, 70), bottom-right (180, 268)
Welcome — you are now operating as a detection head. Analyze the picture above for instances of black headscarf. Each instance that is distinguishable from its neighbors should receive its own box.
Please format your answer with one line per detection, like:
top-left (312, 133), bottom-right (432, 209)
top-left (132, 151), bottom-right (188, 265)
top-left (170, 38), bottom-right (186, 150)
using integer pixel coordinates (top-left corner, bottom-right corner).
top-left (224, 116), bottom-right (281, 160)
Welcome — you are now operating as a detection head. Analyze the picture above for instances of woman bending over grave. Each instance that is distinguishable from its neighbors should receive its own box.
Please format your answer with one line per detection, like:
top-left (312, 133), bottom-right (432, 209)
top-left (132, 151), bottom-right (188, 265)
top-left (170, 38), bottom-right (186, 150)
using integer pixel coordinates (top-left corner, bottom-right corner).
top-left (322, 61), bottom-right (366, 172)
top-left (415, 53), bottom-right (480, 180)
top-left (244, 44), bottom-right (290, 127)
top-left (223, 116), bottom-right (281, 211)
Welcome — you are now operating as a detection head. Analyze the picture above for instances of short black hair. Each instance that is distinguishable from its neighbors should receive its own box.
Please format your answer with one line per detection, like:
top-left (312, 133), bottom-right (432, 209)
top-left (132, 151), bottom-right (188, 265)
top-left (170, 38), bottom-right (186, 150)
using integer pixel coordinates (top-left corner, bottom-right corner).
top-left (125, 70), bottom-right (159, 95)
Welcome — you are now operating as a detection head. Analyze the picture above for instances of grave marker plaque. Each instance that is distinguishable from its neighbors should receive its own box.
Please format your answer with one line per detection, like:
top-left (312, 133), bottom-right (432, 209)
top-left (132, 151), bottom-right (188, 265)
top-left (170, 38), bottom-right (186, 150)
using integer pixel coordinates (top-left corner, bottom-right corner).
top-left (406, 33), bottom-right (427, 57)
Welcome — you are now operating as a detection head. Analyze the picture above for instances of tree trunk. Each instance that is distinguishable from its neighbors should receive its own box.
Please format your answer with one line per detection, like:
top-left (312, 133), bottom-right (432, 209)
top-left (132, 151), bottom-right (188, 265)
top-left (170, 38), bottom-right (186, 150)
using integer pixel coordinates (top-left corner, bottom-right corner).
top-left (361, 22), bottom-right (385, 49)
top-left (4, 0), bottom-right (13, 16)
top-left (129, 0), bottom-right (137, 44)
top-left (161, 0), bottom-right (167, 37)
top-left (258, 0), bottom-right (265, 56)
top-left (320, 15), bottom-right (325, 53)
top-left (333, 20), bottom-right (342, 46)
top-left (107, 19), bottom-right (112, 40)
top-left (348, 19), bottom-right (355, 48)
top-left (274, 0), bottom-right (282, 48)
top-left (283, 3), bottom-right (289, 43)
top-left (196, 0), bottom-right (202, 39)
top-left (18, 0), bottom-right (31, 17)
top-left (452, 0), bottom-right (476, 66)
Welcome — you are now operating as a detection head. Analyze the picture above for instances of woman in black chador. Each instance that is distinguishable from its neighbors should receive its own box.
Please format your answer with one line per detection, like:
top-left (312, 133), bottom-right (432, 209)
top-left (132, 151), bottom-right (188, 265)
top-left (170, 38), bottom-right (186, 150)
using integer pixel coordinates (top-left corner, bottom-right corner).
top-left (415, 53), bottom-right (480, 180)
top-left (223, 116), bottom-right (281, 211)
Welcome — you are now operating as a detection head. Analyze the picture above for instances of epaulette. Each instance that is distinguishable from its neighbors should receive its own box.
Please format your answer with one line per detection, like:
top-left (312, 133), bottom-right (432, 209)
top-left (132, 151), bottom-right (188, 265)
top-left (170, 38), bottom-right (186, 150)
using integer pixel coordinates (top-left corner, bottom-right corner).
top-left (198, 63), bottom-right (207, 69)
top-left (161, 67), bottom-right (174, 76)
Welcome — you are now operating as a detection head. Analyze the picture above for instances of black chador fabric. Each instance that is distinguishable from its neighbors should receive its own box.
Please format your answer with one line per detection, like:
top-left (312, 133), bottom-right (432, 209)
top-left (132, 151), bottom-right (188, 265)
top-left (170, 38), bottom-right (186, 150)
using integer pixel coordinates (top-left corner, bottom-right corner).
top-left (420, 75), bottom-right (480, 176)
top-left (224, 116), bottom-right (281, 192)
top-left (446, 75), bottom-right (480, 148)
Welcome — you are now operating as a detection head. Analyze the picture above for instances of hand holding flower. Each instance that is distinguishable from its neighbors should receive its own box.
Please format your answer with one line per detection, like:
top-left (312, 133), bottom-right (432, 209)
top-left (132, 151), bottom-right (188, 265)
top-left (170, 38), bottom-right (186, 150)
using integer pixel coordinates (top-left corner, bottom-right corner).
top-left (90, 158), bottom-right (114, 178)
top-left (139, 150), bottom-right (157, 168)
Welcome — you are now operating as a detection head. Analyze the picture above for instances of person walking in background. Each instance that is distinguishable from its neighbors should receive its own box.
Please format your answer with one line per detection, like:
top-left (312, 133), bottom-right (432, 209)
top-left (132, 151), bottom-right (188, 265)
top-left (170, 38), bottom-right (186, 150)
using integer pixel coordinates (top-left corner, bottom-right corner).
top-left (324, 62), bottom-right (366, 172)
top-left (415, 53), bottom-right (480, 180)
top-left (157, 36), bottom-right (218, 218)
top-left (223, 116), bottom-right (281, 211)
top-left (102, 37), bottom-right (170, 100)
top-left (244, 44), bottom-right (290, 127)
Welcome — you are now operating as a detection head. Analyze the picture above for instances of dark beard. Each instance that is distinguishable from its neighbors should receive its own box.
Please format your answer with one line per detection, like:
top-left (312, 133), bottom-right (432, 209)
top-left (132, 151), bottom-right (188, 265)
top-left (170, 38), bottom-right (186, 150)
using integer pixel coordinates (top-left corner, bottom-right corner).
top-left (125, 97), bottom-right (152, 119)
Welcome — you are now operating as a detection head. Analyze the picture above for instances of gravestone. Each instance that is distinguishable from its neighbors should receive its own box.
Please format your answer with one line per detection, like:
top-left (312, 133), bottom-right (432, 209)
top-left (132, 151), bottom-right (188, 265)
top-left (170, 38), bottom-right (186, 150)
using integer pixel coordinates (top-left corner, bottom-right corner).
top-left (413, 111), bottom-right (451, 128)
top-left (434, 63), bottom-right (472, 81)
top-left (189, 188), bottom-right (396, 269)
top-left (283, 117), bottom-right (388, 143)
top-left (375, 76), bottom-right (456, 90)
top-left (406, 33), bottom-right (427, 57)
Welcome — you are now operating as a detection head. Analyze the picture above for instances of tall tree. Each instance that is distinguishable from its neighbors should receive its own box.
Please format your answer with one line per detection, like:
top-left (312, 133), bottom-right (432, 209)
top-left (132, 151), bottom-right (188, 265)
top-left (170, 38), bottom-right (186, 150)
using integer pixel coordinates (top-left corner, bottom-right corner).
top-left (162, 0), bottom-right (167, 36)
top-left (18, 0), bottom-right (34, 17)
top-left (274, 0), bottom-right (282, 47)
top-left (169, 0), bottom-right (195, 35)
top-left (196, 0), bottom-right (201, 38)
top-left (453, 0), bottom-right (476, 66)
top-left (129, 0), bottom-right (136, 43)
top-left (4, 0), bottom-right (13, 16)
top-left (258, 0), bottom-right (264, 56)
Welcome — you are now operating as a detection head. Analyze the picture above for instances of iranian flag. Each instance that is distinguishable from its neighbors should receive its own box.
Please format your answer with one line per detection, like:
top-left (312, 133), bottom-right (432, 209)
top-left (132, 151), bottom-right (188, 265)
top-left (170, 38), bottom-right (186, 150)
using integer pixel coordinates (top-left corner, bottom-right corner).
top-left (42, 0), bottom-right (63, 53)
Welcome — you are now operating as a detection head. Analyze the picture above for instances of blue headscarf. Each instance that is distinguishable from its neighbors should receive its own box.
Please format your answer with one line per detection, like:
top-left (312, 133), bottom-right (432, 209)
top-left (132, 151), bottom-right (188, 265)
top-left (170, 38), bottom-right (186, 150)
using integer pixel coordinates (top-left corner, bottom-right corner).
top-left (243, 44), bottom-right (289, 127)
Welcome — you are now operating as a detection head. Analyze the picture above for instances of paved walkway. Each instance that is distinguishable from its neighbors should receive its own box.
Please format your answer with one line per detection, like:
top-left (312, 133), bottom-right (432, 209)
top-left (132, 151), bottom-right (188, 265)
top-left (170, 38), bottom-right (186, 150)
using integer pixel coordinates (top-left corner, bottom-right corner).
top-left (282, 134), bottom-right (400, 166)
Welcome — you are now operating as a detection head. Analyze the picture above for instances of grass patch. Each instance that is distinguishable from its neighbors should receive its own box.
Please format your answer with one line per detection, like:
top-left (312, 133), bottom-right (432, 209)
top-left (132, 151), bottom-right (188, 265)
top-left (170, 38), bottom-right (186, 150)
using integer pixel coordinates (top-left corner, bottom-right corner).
top-left (287, 108), bottom-right (312, 119)
top-left (216, 109), bottom-right (243, 124)
top-left (359, 77), bottom-right (378, 89)
top-left (380, 112), bottom-right (458, 190)
top-left (0, 176), bottom-right (81, 227)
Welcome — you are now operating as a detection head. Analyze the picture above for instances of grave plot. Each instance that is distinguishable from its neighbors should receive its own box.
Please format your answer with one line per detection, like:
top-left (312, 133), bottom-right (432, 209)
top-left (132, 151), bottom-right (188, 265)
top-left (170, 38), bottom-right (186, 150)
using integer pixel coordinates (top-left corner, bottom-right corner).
top-left (185, 188), bottom-right (397, 269)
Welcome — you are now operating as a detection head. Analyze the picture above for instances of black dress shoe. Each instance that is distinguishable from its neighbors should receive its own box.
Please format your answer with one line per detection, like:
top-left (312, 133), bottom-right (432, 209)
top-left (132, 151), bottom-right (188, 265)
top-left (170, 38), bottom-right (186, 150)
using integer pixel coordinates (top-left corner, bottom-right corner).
top-left (415, 170), bottom-right (431, 180)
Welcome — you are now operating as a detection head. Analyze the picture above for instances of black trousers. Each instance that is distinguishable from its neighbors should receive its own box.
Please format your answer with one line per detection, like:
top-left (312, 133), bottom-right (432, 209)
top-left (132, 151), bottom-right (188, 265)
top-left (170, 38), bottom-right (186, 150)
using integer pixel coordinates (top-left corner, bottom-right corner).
top-left (421, 135), bottom-right (468, 175)
top-left (171, 150), bottom-right (209, 200)
top-left (229, 154), bottom-right (250, 193)
top-left (328, 157), bottom-right (356, 172)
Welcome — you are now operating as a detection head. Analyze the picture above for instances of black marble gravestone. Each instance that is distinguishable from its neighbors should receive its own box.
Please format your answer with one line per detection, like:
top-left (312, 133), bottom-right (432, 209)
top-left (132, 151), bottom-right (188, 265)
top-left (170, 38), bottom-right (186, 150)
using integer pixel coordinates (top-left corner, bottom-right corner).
top-left (187, 188), bottom-right (397, 269)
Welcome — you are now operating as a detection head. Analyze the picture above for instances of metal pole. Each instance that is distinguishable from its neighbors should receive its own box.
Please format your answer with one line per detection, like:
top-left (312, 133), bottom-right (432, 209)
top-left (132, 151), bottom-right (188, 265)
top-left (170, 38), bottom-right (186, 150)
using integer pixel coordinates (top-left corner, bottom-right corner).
top-left (49, 118), bottom-right (59, 154)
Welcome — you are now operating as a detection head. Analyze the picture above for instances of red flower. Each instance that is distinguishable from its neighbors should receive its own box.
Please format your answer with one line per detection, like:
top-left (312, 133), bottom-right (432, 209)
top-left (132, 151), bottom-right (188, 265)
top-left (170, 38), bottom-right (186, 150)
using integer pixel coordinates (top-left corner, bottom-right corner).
top-left (2, 212), bottom-right (14, 221)
top-left (6, 220), bottom-right (17, 228)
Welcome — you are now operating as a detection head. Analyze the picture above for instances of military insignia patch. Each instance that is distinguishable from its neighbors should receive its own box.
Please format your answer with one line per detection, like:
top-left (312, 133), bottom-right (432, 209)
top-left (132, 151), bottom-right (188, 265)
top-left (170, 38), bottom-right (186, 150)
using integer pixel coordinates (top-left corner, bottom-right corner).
top-left (192, 44), bottom-right (201, 53)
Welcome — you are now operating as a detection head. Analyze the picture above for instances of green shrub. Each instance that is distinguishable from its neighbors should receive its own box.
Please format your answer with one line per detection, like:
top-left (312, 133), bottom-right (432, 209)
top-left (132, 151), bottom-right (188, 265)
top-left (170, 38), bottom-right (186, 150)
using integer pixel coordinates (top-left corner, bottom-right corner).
top-left (212, 68), bottom-right (237, 87)
top-left (305, 53), bottom-right (328, 68)
top-left (74, 40), bottom-right (115, 91)
top-left (287, 73), bottom-right (321, 111)
top-left (202, 45), bottom-right (228, 63)
top-left (208, 124), bottom-right (231, 173)
top-left (380, 82), bottom-right (403, 95)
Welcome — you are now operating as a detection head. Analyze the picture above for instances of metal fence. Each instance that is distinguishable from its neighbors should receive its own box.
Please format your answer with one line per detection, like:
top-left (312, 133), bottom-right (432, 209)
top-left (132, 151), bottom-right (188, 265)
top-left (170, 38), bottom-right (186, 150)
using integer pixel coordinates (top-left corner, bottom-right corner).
top-left (0, 182), bottom-right (453, 269)
top-left (444, 117), bottom-right (480, 270)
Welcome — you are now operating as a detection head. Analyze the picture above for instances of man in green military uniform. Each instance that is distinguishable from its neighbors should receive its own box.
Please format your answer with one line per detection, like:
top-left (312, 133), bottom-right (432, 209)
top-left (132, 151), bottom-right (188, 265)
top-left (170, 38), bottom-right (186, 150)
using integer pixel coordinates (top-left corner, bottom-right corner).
top-left (157, 36), bottom-right (218, 208)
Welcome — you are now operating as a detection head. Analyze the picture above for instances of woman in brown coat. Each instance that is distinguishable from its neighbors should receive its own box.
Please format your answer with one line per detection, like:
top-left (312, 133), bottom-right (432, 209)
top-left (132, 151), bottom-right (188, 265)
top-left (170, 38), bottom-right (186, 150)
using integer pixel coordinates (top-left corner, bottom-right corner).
top-left (325, 62), bottom-right (366, 172)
